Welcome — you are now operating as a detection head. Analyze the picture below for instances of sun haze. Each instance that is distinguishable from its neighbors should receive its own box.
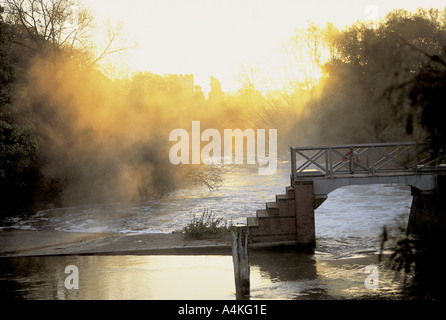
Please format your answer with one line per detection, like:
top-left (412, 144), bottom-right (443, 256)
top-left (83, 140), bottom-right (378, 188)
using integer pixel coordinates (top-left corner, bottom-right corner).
top-left (83, 0), bottom-right (446, 93)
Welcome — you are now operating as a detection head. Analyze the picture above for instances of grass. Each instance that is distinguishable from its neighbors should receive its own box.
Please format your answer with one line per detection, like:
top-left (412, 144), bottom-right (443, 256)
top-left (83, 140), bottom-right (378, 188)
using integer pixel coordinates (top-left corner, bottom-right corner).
top-left (183, 208), bottom-right (229, 240)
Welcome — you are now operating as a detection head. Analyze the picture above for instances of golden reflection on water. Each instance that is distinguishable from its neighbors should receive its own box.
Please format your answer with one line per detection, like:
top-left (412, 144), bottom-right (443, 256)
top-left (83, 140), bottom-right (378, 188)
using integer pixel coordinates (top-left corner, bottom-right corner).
top-left (314, 255), bottom-right (406, 299)
top-left (73, 255), bottom-right (237, 300)
top-left (0, 252), bottom-right (409, 300)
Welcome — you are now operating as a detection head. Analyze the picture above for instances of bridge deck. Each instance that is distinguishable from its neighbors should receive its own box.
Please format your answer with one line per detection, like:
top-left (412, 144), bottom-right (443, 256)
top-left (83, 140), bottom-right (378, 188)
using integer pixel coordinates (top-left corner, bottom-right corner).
top-left (294, 171), bottom-right (438, 195)
top-left (291, 142), bottom-right (446, 195)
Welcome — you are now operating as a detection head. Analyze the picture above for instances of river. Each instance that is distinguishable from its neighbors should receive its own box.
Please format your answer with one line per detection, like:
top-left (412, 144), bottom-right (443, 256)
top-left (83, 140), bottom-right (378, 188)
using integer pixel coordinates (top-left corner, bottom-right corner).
top-left (0, 161), bottom-right (414, 299)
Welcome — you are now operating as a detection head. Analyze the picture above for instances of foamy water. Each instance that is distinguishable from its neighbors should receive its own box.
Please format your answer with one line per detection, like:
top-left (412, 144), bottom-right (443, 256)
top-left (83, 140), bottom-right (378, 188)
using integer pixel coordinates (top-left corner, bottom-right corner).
top-left (1, 161), bottom-right (412, 257)
top-left (0, 161), bottom-right (416, 300)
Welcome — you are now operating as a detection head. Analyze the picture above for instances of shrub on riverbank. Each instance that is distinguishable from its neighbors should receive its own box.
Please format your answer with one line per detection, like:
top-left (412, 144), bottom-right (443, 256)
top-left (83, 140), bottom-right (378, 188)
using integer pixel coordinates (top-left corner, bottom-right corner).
top-left (183, 208), bottom-right (229, 240)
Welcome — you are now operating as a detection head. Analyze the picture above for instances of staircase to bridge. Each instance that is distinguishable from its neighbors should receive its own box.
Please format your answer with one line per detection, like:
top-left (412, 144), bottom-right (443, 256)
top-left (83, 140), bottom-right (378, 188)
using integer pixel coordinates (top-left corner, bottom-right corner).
top-left (247, 142), bottom-right (446, 247)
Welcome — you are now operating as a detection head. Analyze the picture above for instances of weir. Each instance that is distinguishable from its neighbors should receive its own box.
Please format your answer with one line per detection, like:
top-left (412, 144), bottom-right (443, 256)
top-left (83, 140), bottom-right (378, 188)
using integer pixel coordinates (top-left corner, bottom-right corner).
top-left (247, 142), bottom-right (446, 248)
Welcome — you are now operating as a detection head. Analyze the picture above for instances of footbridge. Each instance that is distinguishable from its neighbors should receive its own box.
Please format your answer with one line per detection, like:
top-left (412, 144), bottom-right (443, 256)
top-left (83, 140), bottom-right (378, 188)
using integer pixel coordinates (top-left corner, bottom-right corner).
top-left (247, 142), bottom-right (446, 247)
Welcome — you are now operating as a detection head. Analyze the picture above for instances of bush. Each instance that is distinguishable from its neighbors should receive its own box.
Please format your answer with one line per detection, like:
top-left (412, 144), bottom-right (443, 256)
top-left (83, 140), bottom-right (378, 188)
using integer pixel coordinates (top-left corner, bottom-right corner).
top-left (183, 208), bottom-right (228, 240)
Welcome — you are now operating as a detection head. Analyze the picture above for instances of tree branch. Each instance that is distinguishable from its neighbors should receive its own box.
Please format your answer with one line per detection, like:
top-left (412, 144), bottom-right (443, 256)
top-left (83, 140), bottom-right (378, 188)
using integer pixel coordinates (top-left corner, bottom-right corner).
top-left (399, 35), bottom-right (446, 67)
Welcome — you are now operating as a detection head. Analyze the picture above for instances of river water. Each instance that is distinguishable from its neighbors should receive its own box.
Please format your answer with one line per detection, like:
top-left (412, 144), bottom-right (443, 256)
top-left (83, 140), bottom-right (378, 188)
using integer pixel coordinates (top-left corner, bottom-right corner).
top-left (0, 161), bottom-right (414, 299)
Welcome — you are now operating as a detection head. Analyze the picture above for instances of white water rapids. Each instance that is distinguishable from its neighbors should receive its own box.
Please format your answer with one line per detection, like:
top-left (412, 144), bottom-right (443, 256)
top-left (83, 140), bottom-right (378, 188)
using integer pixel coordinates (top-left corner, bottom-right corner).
top-left (2, 160), bottom-right (412, 257)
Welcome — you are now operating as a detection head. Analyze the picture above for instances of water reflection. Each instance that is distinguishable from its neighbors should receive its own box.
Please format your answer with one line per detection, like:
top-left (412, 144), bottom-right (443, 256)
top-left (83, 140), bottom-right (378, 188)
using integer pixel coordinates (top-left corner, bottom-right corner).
top-left (0, 250), bottom-right (407, 300)
top-left (1, 255), bottom-right (236, 300)
top-left (250, 248), bottom-right (317, 283)
top-left (248, 249), bottom-right (325, 300)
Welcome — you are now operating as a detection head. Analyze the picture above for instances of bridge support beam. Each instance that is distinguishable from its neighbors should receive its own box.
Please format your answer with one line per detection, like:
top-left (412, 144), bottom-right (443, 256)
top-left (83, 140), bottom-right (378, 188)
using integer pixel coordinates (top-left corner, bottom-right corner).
top-left (311, 174), bottom-right (437, 196)
top-left (294, 181), bottom-right (316, 248)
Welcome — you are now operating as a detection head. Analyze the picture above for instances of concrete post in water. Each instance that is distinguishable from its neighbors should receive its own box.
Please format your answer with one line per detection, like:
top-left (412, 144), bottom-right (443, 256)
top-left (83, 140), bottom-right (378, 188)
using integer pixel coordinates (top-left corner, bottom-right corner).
top-left (231, 225), bottom-right (250, 299)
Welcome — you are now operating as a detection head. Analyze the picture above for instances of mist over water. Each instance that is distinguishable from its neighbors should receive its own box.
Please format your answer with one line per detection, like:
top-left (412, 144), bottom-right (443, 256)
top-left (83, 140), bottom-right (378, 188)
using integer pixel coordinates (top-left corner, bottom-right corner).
top-left (3, 161), bottom-right (412, 256)
top-left (5, 7), bottom-right (442, 220)
top-left (0, 159), bottom-right (414, 299)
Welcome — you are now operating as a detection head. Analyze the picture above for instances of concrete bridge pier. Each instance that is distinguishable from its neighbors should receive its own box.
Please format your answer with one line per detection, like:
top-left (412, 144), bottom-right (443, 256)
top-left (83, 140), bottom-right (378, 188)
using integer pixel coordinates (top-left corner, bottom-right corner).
top-left (293, 181), bottom-right (316, 248)
top-left (407, 175), bottom-right (446, 235)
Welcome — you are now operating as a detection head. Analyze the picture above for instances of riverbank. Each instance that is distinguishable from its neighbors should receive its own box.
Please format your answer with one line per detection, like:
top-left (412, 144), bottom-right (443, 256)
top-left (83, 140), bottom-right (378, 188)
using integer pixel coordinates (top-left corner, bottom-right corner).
top-left (0, 229), bottom-right (238, 257)
top-left (0, 229), bottom-right (308, 257)
top-left (0, 228), bottom-right (395, 258)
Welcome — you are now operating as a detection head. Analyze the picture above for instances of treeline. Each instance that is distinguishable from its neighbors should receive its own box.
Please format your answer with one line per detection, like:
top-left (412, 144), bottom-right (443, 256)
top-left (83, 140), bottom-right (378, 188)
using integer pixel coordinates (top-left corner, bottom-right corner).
top-left (312, 8), bottom-right (446, 147)
top-left (1, 2), bottom-right (445, 217)
top-left (0, 34), bottom-right (242, 215)
top-left (0, 0), bottom-right (265, 217)
top-left (246, 8), bottom-right (446, 149)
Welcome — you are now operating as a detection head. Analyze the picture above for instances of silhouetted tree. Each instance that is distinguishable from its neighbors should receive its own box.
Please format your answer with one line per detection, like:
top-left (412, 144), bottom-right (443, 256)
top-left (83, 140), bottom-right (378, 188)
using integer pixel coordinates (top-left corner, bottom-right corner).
top-left (0, 9), bottom-right (44, 216)
top-left (406, 51), bottom-right (446, 151)
top-left (380, 17), bottom-right (446, 299)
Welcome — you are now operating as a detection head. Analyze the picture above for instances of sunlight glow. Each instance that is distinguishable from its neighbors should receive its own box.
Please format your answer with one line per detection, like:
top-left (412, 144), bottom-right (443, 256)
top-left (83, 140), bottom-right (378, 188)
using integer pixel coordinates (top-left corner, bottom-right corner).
top-left (82, 0), bottom-right (446, 93)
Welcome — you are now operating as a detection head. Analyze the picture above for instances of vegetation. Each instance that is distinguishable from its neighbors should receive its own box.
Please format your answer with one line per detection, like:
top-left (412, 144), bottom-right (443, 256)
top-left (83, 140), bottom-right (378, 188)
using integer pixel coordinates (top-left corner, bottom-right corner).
top-left (381, 222), bottom-right (446, 299)
top-left (1, 0), bottom-right (445, 299)
top-left (372, 12), bottom-right (446, 300)
top-left (182, 208), bottom-right (229, 240)
top-left (0, 1), bottom-right (445, 222)
top-left (281, 9), bottom-right (445, 147)
top-left (389, 44), bottom-right (446, 153)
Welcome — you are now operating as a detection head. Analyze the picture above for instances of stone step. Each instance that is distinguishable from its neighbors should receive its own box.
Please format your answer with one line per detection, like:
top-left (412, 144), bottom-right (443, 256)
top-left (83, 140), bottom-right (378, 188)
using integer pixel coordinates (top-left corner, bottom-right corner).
top-left (286, 186), bottom-right (295, 199)
top-left (275, 194), bottom-right (296, 217)
top-left (265, 202), bottom-right (280, 216)
top-left (247, 217), bottom-right (259, 228)
top-left (266, 201), bottom-right (278, 209)
top-left (256, 209), bottom-right (269, 218)
top-left (249, 216), bottom-right (297, 239)
top-left (275, 194), bottom-right (289, 202)
top-left (280, 190), bottom-right (327, 209)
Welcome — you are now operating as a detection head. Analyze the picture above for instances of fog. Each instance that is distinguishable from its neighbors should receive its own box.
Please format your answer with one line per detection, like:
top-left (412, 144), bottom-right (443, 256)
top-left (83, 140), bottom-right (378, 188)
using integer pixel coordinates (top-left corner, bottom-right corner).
top-left (21, 53), bottom-right (290, 207)
top-left (2, 3), bottom-right (445, 214)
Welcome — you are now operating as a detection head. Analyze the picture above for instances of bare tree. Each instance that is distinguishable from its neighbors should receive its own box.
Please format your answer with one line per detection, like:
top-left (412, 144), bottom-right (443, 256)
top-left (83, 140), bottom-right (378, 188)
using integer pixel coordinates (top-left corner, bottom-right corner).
top-left (282, 23), bottom-right (327, 92)
top-left (4, 0), bottom-right (90, 53)
top-left (3, 0), bottom-right (129, 67)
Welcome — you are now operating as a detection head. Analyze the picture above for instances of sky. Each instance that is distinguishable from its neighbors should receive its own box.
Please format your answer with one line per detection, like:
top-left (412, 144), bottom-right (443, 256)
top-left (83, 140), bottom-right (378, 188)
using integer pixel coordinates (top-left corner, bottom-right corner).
top-left (83, 0), bottom-right (446, 93)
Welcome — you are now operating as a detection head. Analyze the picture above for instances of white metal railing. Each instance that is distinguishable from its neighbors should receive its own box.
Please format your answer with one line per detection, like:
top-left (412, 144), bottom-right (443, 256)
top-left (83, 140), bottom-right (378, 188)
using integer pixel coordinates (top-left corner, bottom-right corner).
top-left (291, 142), bottom-right (446, 180)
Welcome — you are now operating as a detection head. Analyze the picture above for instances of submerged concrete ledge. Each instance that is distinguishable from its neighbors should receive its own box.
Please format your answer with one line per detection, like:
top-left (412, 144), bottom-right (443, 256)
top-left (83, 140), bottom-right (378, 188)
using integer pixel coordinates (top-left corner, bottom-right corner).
top-left (0, 230), bottom-right (303, 258)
